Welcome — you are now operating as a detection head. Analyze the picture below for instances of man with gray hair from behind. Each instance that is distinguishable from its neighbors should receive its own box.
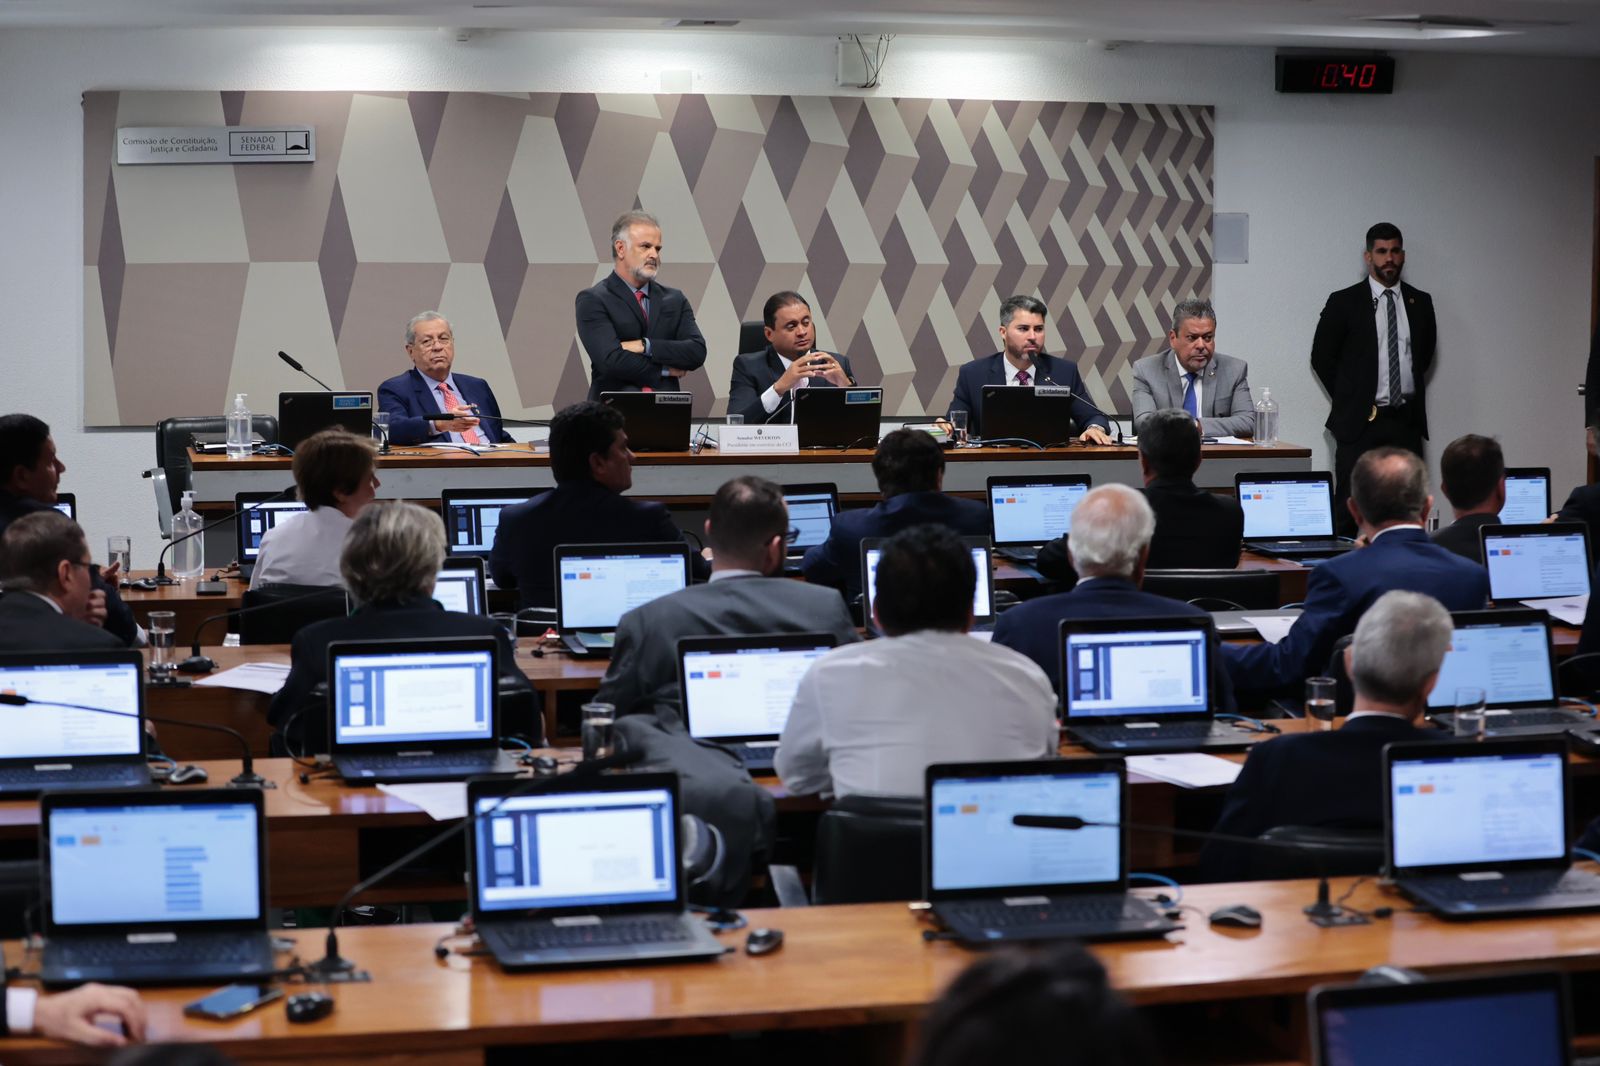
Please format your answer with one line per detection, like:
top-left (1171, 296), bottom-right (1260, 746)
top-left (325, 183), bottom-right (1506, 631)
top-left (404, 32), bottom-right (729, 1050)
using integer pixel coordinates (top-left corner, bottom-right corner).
top-left (1201, 589), bottom-right (1451, 880)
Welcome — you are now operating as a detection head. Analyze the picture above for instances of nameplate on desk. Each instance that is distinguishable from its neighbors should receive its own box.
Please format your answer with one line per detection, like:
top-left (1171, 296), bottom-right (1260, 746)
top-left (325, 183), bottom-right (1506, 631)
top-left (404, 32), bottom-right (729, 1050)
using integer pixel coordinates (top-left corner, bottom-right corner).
top-left (719, 425), bottom-right (799, 454)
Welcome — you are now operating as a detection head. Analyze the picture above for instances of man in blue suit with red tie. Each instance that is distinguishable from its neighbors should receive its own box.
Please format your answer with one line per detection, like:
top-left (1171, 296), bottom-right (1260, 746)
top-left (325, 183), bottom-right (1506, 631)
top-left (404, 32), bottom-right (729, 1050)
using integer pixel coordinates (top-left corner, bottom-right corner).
top-left (376, 311), bottom-right (515, 446)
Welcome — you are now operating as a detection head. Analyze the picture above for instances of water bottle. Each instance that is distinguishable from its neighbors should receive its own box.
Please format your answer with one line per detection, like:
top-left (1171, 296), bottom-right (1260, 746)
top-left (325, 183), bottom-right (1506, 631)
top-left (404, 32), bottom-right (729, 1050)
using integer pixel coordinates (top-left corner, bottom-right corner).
top-left (1254, 388), bottom-right (1279, 446)
top-left (172, 491), bottom-right (205, 579)
top-left (226, 393), bottom-right (252, 459)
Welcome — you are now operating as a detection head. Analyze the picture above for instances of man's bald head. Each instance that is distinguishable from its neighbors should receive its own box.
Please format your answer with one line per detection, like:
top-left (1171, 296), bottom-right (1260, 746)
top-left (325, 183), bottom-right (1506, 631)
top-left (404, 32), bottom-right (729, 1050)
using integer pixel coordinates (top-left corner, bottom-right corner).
top-left (1350, 447), bottom-right (1429, 527)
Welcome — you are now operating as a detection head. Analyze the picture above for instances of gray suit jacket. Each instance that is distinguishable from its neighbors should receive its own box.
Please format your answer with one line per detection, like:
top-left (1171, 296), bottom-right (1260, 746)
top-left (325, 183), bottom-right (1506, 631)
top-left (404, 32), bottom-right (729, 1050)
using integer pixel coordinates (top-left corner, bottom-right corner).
top-left (594, 574), bottom-right (861, 724)
top-left (1129, 349), bottom-right (1255, 437)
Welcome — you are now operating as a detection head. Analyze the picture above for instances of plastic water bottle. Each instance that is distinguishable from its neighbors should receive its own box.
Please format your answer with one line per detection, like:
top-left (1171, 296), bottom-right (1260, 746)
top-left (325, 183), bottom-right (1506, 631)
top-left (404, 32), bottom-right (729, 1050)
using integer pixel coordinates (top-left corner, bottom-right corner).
top-left (172, 491), bottom-right (205, 579)
top-left (226, 393), bottom-right (252, 459)
top-left (1254, 388), bottom-right (1279, 446)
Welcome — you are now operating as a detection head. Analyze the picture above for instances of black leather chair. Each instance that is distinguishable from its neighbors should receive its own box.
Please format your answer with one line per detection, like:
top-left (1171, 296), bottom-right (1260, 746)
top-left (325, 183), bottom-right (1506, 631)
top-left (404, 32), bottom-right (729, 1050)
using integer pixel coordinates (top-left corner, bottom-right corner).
top-left (0, 860), bottom-right (39, 939)
top-left (1325, 634), bottom-right (1355, 718)
top-left (1141, 568), bottom-right (1282, 611)
top-left (155, 415), bottom-right (279, 513)
top-left (236, 584), bottom-right (348, 645)
top-left (737, 320), bottom-right (765, 356)
top-left (811, 794), bottom-right (924, 905)
top-left (1247, 824), bottom-right (1384, 880)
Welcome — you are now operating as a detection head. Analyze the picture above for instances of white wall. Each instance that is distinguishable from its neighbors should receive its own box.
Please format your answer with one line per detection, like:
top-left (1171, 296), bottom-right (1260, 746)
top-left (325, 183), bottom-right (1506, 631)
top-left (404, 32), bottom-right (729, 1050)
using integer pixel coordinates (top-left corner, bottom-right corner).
top-left (1, 27), bottom-right (1596, 557)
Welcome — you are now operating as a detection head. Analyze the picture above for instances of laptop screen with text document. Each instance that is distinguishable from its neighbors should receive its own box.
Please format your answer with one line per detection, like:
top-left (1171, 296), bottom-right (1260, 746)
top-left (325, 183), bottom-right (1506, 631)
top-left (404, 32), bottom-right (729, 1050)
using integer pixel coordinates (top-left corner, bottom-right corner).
top-left (1427, 617), bottom-right (1555, 711)
top-left (1388, 749), bottom-right (1567, 872)
top-left (1062, 627), bottom-right (1210, 720)
top-left (331, 647), bottom-right (495, 747)
top-left (433, 560), bottom-right (485, 615)
top-left (1482, 527), bottom-right (1591, 600)
top-left (988, 477), bottom-right (1091, 547)
top-left (783, 488), bottom-right (837, 554)
top-left (1499, 469), bottom-right (1551, 525)
top-left (1237, 475), bottom-right (1336, 538)
top-left (680, 637), bottom-right (833, 742)
top-left (556, 549), bottom-right (691, 632)
top-left (0, 659), bottom-right (143, 759)
top-left (864, 543), bottom-right (993, 625)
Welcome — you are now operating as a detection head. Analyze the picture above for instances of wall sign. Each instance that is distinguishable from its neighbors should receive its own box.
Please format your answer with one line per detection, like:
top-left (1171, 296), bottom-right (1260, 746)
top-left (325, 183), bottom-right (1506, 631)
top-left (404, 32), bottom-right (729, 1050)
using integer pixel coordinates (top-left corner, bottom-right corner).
top-left (117, 126), bottom-right (316, 165)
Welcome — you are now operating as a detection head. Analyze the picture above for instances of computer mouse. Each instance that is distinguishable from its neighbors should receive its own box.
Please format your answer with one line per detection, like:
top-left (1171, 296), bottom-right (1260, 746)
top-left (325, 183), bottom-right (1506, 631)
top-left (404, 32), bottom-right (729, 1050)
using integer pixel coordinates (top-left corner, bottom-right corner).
top-left (169, 764), bottom-right (209, 785)
top-left (745, 927), bottom-right (785, 956)
top-left (285, 991), bottom-right (335, 1024)
top-left (1567, 728), bottom-right (1600, 758)
top-left (1207, 904), bottom-right (1262, 929)
top-left (528, 755), bottom-right (560, 776)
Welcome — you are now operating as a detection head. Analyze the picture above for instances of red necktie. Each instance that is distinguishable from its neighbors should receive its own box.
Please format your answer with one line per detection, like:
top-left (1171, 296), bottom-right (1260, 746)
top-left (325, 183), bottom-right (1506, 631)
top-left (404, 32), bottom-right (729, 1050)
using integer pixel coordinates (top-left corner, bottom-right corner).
top-left (1017, 369), bottom-right (1031, 386)
top-left (439, 381), bottom-right (483, 445)
top-left (634, 288), bottom-right (648, 322)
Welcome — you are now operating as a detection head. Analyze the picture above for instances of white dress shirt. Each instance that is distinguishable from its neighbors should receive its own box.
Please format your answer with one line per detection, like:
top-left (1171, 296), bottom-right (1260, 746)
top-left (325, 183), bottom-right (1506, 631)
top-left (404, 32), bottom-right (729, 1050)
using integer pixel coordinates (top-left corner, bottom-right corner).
top-left (1368, 275), bottom-right (1414, 406)
top-left (759, 354), bottom-right (806, 414)
top-left (1173, 351), bottom-right (1203, 414)
top-left (776, 630), bottom-right (1058, 799)
top-left (249, 506), bottom-right (353, 589)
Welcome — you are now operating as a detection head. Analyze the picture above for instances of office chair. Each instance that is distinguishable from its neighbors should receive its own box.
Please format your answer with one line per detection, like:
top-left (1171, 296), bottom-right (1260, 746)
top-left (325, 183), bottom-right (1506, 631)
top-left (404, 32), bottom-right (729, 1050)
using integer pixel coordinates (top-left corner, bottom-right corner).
top-left (1248, 825), bottom-right (1384, 880)
top-left (1141, 568), bottom-right (1282, 611)
top-left (737, 320), bottom-right (765, 356)
top-left (155, 415), bottom-right (279, 514)
top-left (810, 794), bottom-right (925, 905)
top-left (236, 584), bottom-right (348, 645)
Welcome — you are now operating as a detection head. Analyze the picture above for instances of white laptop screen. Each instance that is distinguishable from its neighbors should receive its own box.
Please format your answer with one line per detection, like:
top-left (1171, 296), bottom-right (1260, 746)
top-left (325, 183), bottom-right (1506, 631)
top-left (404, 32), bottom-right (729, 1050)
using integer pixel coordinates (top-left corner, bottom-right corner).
top-left (48, 802), bottom-right (262, 925)
top-left (1499, 474), bottom-right (1549, 525)
top-left (1238, 478), bottom-right (1334, 538)
top-left (445, 497), bottom-right (526, 554)
top-left (51, 499), bottom-right (75, 520)
top-left (474, 787), bottom-right (676, 912)
top-left (1427, 622), bottom-right (1554, 710)
top-left (1317, 984), bottom-right (1567, 1066)
top-left (1484, 532), bottom-right (1590, 600)
top-left (240, 500), bottom-right (309, 560)
top-left (1063, 628), bottom-right (1209, 719)
top-left (784, 492), bottom-right (836, 553)
top-left (681, 642), bottom-right (831, 740)
top-left (332, 648), bottom-right (495, 746)
top-left (0, 661), bottom-right (142, 759)
top-left (433, 567), bottom-right (483, 615)
top-left (865, 546), bottom-right (992, 622)
top-left (557, 552), bottom-right (689, 631)
top-left (930, 770), bottom-right (1120, 892)
top-left (1389, 751), bottom-right (1566, 870)
top-left (990, 481), bottom-right (1089, 546)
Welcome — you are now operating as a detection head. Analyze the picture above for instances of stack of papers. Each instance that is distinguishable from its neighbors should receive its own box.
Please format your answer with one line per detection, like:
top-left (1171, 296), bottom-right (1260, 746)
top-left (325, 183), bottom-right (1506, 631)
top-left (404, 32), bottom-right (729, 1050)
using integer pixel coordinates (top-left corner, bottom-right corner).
top-left (1522, 596), bottom-right (1588, 627)
top-left (1126, 753), bottom-right (1243, 789)
top-left (1242, 615), bottom-right (1297, 643)
top-left (376, 782), bottom-right (468, 821)
top-left (193, 662), bottom-right (290, 694)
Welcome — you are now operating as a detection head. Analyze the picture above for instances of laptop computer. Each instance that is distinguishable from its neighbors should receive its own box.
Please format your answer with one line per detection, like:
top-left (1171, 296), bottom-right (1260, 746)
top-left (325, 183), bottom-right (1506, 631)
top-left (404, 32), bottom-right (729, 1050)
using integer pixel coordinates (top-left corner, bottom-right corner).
top-left (792, 387), bottom-right (882, 449)
top-left (1309, 969), bottom-right (1572, 1066)
top-left (440, 487), bottom-right (534, 562)
top-left (862, 536), bottom-right (994, 634)
top-left (1235, 471), bottom-right (1356, 558)
top-left (554, 543), bottom-right (694, 657)
top-left (1500, 467), bottom-right (1552, 525)
top-left (466, 772), bottom-right (727, 969)
top-left (924, 759), bottom-right (1180, 944)
top-left (600, 391), bottom-right (694, 452)
top-left (987, 474), bottom-right (1091, 563)
top-left (1059, 616), bottom-right (1256, 753)
top-left (781, 482), bottom-right (838, 571)
top-left (52, 492), bottom-right (76, 521)
top-left (434, 556), bottom-right (488, 615)
top-left (677, 633), bottom-right (837, 772)
top-left (327, 638), bottom-right (519, 783)
top-left (234, 491), bottom-right (309, 580)
top-left (0, 651), bottom-right (151, 795)
top-left (1384, 737), bottom-right (1600, 920)
top-left (278, 391), bottom-right (373, 450)
top-left (39, 787), bottom-right (276, 986)
top-left (979, 385), bottom-right (1084, 448)
top-left (1426, 609), bottom-right (1589, 737)
top-left (1481, 523), bottom-right (1591, 605)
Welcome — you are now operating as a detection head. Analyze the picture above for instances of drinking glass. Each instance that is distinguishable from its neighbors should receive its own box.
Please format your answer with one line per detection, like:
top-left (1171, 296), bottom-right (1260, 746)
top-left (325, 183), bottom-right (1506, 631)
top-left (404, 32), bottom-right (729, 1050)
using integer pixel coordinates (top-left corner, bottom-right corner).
top-left (1305, 676), bottom-right (1337, 730)
top-left (107, 535), bottom-right (131, 583)
top-left (949, 410), bottom-right (969, 446)
top-left (1454, 687), bottom-right (1488, 740)
top-left (725, 414), bottom-right (745, 427)
top-left (372, 412), bottom-right (391, 451)
top-left (582, 702), bottom-right (616, 762)
top-left (148, 611), bottom-right (177, 676)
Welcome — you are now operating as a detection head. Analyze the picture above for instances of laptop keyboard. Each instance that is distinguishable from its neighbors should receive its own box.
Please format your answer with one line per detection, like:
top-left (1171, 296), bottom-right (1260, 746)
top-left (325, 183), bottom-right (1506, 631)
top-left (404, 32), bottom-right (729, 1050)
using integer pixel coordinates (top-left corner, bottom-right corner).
top-left (0, 766), bottom-right (144, 786)
top-left (1495, 711), bottom-right (1587, 727)
top-left (52, 935), bottom-right (264, 967)
top-left (500, 916), bottom-right (692, 950)
top-left (348, 755), bottom-right (500, 771)
top-left (1073, 722), bottom-right (1222, 740)
top-left (1421, 870), bottom-right (1600, 902)
top-left (948, 898), bottom-right (1148, 927)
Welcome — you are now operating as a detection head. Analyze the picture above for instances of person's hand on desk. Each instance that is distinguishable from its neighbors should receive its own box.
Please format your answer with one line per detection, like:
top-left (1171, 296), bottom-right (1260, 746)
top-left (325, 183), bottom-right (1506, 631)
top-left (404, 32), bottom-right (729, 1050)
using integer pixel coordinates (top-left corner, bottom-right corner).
top-left (31, 982), bottom-right (146, 1047)
top-left (1078, 426), bottom-right (1115, 446)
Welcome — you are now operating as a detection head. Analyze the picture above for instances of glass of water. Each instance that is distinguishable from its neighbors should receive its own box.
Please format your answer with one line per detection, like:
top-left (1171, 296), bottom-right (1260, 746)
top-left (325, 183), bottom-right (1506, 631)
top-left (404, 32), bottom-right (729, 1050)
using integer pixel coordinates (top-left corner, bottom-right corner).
top-left (1306, 676), bottom-right (1337, 730)
top-left (949, 410), bottom-right (969, 446)
top-left (107, 535), bottom-right (131, 583)
top-left (372, 411), bottom-right (391, 451)
top-left (725, 414), bottom-right (745, 427)
top-left (581, 702), bottom-right (616, 762)
top-left (1454, 687), bottom-right (1488, 740)
top-left (148, 611), bottom-right (177, 677)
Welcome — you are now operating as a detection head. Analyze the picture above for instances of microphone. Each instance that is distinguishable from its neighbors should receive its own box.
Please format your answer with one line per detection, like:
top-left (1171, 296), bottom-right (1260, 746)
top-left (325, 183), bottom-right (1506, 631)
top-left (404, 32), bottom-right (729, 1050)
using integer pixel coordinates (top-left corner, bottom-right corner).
top-left (1011, 814), bottom-right (1371, 927)
top-left (308, 743), bottom-right (646, 979)
top-left (0, 692), bottom-right (271, 789)
top-left (177, 587), bottom-right (349, 675)
top-left (278, 350), bottom-right (335, 392)
top-left (153, 484), bottom-right (298, 587)
top-left (1027, 352), bottom-right (1056, 385)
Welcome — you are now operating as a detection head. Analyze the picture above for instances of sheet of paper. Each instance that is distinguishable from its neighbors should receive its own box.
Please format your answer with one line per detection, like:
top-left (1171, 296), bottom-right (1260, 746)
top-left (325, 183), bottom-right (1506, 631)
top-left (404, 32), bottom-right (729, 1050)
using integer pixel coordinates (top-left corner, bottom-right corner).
top-left (191, 661), bottom-right (290, 694)
top-left (376, 782), bottom-right (468, 821)
top-left (1126, 753), bottom-right (1243, 789)
top-left (1522, 595), bottom-right (1589, 627)
top-left (1211, 435), bottom-right (1254, 445)
top-left (1242, 614), bottom-right (1297, 643)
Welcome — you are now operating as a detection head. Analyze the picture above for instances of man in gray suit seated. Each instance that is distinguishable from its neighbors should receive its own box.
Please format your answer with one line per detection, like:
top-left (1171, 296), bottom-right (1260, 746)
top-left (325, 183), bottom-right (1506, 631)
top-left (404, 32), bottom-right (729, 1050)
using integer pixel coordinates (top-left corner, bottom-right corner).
top-left (1129, 298), bottom-right (1255, 438)
top-left (594, 475), bottom-right (860, 724)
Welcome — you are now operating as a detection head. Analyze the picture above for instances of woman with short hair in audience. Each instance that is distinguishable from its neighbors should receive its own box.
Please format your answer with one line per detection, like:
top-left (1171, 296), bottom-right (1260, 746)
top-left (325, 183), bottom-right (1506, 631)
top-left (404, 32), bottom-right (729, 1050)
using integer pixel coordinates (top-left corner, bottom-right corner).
top-left (249, 427), bottom-right (379, 589)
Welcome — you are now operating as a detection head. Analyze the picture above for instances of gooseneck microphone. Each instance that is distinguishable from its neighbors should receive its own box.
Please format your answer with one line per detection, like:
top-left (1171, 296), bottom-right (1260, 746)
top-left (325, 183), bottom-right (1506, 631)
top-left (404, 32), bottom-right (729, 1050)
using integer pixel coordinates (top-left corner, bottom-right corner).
top-left (153, 484), bottom-right (298, 586)
top-left (278, 350), bottom-right (335, 392)
top-left (177, 587), bottom-right (349, 675)
top-left (1027, 351), bottom-right (1057, 385)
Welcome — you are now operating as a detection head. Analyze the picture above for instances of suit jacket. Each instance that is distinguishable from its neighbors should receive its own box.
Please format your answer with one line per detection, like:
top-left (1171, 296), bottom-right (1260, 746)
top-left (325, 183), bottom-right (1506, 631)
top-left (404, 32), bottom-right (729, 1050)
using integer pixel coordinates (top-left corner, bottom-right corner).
top-left (0, 592), bottom-right (124, 651)
top-left (1129, 350), bottom-right (1255, 438)
top-left (1431, 512), bottom-right (1500, 566)
top-left (0, 491), bottom-right (136, 645)
top-left (576, 273), bottom-right (707, 398)
top-left (376, 368), bottom-right (514, 446)
top-left (726, 346), bottom-right (857, 426)
top-left (1223, 528), bottom-right (1489, 693)
top-left (1034, 478), bottom-right (1242, 579)
top-left (1200, 714), bottom-right (1431, 881)
top-left (947, 352), bottom-right (1109, 439)
top-left (1310, 279), bottom-right (1436, 443)
top-left (488, 479), bottom-right (708, 609)
top-left (800, 491), bottom-right (990, 602)
top-left (594, 574), bottom-right (861, 724)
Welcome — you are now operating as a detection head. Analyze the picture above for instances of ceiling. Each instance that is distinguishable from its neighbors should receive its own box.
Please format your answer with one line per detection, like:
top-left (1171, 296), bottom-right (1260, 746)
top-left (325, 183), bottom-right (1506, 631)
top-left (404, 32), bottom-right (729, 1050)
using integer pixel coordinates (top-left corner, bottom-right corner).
top-left (2, 0), bottom-right (1599, 56)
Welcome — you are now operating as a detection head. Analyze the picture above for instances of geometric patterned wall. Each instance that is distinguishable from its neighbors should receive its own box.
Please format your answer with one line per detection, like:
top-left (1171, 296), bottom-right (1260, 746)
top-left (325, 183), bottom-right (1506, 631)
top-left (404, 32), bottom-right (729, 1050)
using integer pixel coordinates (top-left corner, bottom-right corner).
top-left (84, 91), bottom-right (1212, 426)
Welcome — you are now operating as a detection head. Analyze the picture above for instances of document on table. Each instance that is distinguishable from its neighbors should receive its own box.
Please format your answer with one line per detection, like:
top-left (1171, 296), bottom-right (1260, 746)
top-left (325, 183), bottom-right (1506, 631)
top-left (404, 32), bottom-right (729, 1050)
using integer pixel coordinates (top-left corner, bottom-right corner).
top-left (1521, 595), bottom-right (1588, 627)
top-left (1212, 436), bottom-right (1254, 445)
top-left (1242, 614), bottom-right (1297, 643)
top-left (192, 662), bottom-right (290, 694)
top-left (376, 782), bottom-right (467, 821)
top-left (1126, 753), bottom-right (1243, 789)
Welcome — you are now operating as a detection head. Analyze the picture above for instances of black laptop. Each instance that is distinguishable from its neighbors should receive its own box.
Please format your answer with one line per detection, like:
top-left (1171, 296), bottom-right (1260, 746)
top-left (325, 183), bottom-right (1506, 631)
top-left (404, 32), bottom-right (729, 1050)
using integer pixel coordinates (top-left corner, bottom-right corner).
top-left (51, 492), bottom-right (76, 520)
top-left (1481, 523), bottom-right (1591, 606)
top-left (278, 391), bottom-right (373, 450)
top-left (466, 772), bottom-right (727, 969)
top-left (40, 787), bottom-right (277, 986)
top-left (1500, 467), bottom-right (1552, 525)
top-left (1426, 609), bottom-right (1589, 737)
top-left (440, 487), bottom-right (534, 561)
top-left (234, 491), bottom-right (309, 580)
top-left (554, 543), bottom-right (694, 657)
top-left (434, 556), bottom-right (488, 615)
top-left (792, 387), bottom-right (881, 449)
top-left (863, 536), bottom-right (994, 634)
top-left (781, 482), bottom-right (837, 570)
top-left (924, 759), bottom-right (1180, 945)
top-left (1384, 737), bottom-right (1600, 920)
top-left (600, 391), bottom-right (694, 452)
top-left (1236, 471), bottom-right (1355, 558)
top-left (1059, 616), bottom-right (1257, 753)
top-left (979, 385), bottom-right (1083, 447)
top-left (677, 633), bottom-right (836, 772)
top-left (0, 651), bottom-right (151, 795)
top-left (986, 474), bottom-right (1091, 563)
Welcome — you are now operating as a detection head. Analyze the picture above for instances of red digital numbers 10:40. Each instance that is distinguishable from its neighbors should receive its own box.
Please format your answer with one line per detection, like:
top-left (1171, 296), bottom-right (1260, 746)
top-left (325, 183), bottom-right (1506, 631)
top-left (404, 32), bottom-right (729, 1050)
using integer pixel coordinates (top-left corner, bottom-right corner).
top-left (1319, 63), bottom-right (1379, 89)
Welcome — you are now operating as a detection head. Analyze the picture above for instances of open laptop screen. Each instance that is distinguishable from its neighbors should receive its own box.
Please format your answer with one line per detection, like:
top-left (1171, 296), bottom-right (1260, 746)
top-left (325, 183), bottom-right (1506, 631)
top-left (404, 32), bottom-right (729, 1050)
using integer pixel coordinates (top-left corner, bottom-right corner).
top-left (0, 659), bottom-right (142, 758)
top-left (473, 786), bottom-right (676, 912)
top-left (783, 488), bottom-right (836, 554)
top-left (47, 801), bottom-right (262, 926)
top-left (864, 543), bottom-right (992, 623)
top-left (1389, 749), bottom-right (1566, 870)
top-left (680, 638), bottom-right (833, 742)
top-left (442, 494), bottom-right (530, 557)
top-left (1483, 526), bottom-right (1590, 600)
top-left (237, 497), bottom-right (309, 561)
top-left (1237, 475), bottom-right (1335, 538)
top-left (988, 477), bottom-right (1090, 547)
top-left (1499, 469), bottom-right (1551, 525)
top-left (556, 549), bottom-right (690, 631)
top-left (52, 493), bottom-right (76, 521)
top-left (1427, 618), bottom-right (1555, 710)
top-left (433, 560), bottom-right (485, 615)
top-left (1062, 627), bottom-right (1209, 720)
top-left (331, 647), bottom-right (495, 746)
top-left (929, 767), bottom-right (1121, 893)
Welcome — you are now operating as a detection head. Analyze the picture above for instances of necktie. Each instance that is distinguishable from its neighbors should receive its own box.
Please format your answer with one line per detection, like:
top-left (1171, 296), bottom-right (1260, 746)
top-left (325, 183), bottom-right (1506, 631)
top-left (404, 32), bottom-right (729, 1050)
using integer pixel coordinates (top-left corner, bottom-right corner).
top-left (1016, 368), bottom-right (1030, 387)
top-left (634, 288), bottom-right (648, 323)
top-left (1182, 372), bottom-right (1199, 417)
top-left (1385, 289), bottom-right (1402, 405)
top-left (438, 381), bottom-right (483, 445)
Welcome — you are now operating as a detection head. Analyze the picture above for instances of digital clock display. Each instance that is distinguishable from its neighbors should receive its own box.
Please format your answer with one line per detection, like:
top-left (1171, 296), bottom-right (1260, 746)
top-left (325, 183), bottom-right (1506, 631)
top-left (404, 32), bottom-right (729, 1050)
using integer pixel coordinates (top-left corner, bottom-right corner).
top-left (1276, 55), bottom-right (1396, 94)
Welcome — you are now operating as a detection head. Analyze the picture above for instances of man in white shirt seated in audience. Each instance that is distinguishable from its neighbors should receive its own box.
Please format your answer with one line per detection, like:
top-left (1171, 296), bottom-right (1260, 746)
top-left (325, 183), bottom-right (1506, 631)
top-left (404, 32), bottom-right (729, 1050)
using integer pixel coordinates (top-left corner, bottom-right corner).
top-left (250, 428), bottom-right (379, 589)
top-left (777, 524), bottom-right (1057, 799)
